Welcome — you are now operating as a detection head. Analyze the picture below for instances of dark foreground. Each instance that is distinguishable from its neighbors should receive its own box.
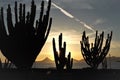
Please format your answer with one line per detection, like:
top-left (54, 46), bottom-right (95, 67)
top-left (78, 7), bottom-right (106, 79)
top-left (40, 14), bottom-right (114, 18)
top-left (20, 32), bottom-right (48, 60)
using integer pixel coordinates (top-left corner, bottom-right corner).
top-left (0, 69), bottom-right (120, 80)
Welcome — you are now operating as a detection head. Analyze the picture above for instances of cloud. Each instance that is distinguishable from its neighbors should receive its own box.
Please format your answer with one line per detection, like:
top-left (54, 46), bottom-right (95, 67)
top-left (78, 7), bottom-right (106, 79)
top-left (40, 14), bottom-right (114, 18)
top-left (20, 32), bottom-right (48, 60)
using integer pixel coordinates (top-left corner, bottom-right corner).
top-left (51, 3), bottom-right (74, 18)
top-left (79, 3), bottom-right (94, 10)
top-left (79, 21), bottom-right (95, 32)
top-left (93, 19), bottom-right (105, 25)
top-left (50, 1), bottom-right (95, 32)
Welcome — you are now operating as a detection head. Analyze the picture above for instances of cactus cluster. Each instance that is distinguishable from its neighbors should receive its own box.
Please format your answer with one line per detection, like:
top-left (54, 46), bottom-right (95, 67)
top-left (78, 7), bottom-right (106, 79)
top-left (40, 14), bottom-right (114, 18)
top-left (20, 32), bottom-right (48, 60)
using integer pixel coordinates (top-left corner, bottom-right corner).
top-left (0, 59), bottom-right (13, 69)
top-left (53, 33), bottom-right (73, 70)
top-left (0, 0), bottom-right (52, 69)
top-left (80, 31), bottom-right (112, 69)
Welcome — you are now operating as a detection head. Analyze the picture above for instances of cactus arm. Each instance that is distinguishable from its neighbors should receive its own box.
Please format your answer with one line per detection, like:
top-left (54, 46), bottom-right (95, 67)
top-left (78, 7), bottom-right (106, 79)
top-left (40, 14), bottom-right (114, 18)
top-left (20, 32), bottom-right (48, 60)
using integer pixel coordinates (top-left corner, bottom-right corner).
top-left (0, 8), bottom-right (7, 36)
top-left (66, 52), bottom-right (73, 70)
top-left (52, 38), bottom-right (59, 69)
top-left (94, 31), bottom-right (98, 47)
top-left (22, 4), bottom-right (25, 24)
top-left (99, 31), bottom-right (113, 63)
top-left (81, 42), bottom-right (91, 66)
top-left (19, 3), bottom-right (22, 22)
top-left (98, 32), bottom-right (104, 53)
top-left (71, 58), bottom-right (73, 69)
top-left (39, 1), bottom-right (44, 23)
top-left (7, 4), bottom-right (14, 35)
top-left (63, 42), bottom-right (66, 58)
top-left (44, 18), bottom-right (52, 41)
top-left (30, 0), bottom-right (36, 26)
top-left (14, 2), bottom-right (18, 24)
top-left (26, 12), bottom-right (30, 24)
top-left (59, 33), bottom-right (62, 51)
top-left (36, 1), bottom-right (44, 33)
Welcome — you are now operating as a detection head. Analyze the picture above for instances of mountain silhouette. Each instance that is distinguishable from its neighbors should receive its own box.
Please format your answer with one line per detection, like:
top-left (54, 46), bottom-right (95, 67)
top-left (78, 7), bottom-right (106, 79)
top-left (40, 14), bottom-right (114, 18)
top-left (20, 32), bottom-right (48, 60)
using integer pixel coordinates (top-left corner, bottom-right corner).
top-left (37, 57), bottom-right (54, 64)
top-left (36, 57), bottom-right (81, 64)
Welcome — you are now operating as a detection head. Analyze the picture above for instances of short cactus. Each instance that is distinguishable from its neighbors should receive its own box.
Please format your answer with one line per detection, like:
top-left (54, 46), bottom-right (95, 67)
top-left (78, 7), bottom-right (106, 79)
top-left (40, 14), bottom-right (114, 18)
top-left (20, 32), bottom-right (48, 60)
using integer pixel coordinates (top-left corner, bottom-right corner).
top-left (80, 31), bottom-right (112, 69)
top-left (53, 33), bottom-right (73, 70)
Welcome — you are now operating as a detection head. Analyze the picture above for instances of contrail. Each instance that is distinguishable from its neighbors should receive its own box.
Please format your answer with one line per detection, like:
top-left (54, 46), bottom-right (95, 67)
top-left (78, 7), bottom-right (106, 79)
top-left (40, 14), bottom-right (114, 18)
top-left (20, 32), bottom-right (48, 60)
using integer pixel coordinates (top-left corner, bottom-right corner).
top-left (46, 0), bottom-right (95, 32)
top-left (75, 18), bottom-right (95, 32)
top-left (52, 3), bottom-right (74, 18)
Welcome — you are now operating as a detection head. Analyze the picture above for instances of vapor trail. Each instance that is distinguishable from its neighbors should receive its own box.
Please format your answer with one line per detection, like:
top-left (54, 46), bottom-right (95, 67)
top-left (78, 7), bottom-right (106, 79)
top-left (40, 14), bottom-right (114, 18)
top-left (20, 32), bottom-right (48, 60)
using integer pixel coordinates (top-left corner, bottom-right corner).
top-left (52, 3), bottom-right (74, 18)
top-left (47, 0), bottom-right (95, 32)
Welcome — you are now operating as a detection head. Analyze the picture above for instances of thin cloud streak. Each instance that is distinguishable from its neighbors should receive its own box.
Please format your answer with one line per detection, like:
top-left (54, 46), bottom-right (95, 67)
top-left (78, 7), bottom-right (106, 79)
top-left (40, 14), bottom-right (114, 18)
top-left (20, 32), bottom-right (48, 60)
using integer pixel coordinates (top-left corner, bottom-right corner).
top-left (47, 0), bottom-right (95, 32)
top-left (80, 21), bottom-right (95, 32)
top-left (52, 3), bottom-right (74, 18)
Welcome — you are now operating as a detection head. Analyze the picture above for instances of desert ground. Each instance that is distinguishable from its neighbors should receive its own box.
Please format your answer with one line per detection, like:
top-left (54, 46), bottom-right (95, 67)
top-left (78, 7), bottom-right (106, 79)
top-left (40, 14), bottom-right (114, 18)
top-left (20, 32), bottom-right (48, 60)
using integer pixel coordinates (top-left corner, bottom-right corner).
top-left (0, 69), bottom-right (120, 80)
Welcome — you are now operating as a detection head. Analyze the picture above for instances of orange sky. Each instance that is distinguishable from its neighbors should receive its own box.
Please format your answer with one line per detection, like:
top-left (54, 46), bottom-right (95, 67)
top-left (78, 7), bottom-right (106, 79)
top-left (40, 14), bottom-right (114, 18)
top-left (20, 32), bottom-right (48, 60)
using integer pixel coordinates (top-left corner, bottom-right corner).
top-left (0, 31), bottom-right (119, 62)
top-left (35, 30), bottom-right (119, 61)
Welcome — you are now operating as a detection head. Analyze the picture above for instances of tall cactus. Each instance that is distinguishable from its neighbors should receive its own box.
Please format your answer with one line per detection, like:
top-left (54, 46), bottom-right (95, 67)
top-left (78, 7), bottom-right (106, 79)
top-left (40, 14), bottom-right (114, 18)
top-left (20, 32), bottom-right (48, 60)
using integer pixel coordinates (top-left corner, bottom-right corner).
top-left (53, 33), bottom-right (73, 70)
top-left (80, 31), bottom-right (112, 69)
top-left (0, 0), bottom-right (52, 69)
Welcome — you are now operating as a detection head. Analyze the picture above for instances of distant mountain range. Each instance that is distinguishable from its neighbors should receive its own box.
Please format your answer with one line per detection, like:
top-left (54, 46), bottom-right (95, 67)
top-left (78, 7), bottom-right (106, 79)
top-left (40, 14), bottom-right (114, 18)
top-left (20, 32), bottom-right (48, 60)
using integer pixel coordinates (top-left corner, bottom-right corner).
top-left (33, 57), bottom-right (120, 69)
top-left (36, 57), bottom-right (81, 64)
top-left (38, 57), bottom-right (54, 63)
top-left (35, 56), bottom-right (120, 64)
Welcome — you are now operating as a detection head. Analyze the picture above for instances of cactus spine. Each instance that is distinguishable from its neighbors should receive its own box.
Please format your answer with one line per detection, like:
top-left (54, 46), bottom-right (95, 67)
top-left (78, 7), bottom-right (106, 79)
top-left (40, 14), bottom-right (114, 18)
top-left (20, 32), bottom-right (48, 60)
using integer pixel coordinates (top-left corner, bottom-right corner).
top-left (0, 0), bottom-right (52, 69)
top-left (53, 33), bottom-right (73, 70)
top-left (80, 31), bottom-right (112, 69)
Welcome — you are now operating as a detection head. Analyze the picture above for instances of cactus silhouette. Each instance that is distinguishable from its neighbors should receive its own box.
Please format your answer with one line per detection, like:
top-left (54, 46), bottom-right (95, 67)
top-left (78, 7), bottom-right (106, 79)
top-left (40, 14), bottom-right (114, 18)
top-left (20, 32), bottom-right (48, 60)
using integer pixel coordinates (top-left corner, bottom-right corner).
top-left (102, 57), bottom-right (107, 69)
top-left (0, 59), bottom-right (13, 69)
top-left (80, 31), bottom-right (112, 69)
top-left (53, 33), bottom-right (73, 70)
top-left (0, 0), bottom-right (52, 69)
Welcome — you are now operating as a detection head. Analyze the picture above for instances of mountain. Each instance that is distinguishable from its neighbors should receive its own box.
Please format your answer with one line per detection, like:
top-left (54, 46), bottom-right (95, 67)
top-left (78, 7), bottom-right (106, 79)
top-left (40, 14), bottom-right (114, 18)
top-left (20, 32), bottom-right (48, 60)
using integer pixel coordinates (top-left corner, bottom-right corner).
top-left (37, 57), bottom-right (81, 64)
top-left (73, 59), bottom-right (81, 63)
top-left (33, 57), bottom-right (120, 69)
top-left (37, 57), bottom-right (54, 64)
top-left (109, 56), bottom-right (120, 62)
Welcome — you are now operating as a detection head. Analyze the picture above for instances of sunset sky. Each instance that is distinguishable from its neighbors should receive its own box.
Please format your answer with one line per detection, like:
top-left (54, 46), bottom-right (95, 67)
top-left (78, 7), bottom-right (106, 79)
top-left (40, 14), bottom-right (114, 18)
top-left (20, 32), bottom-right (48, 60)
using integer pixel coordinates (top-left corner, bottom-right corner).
top-left (0, 0), bottom-right (120, 61)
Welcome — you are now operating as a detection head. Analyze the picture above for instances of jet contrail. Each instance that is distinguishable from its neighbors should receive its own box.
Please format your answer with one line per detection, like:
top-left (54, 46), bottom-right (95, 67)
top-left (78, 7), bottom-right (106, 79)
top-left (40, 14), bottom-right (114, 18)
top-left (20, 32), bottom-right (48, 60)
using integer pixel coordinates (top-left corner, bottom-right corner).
top-left (46, 0), bottom-right (95, 32)
top-left (52, 3), bottom-right (74, 18)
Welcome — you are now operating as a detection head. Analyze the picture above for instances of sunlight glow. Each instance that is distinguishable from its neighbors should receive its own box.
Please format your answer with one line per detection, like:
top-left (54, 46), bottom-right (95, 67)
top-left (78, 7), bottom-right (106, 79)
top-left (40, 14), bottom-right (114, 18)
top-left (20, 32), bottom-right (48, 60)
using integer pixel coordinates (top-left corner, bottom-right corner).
top-left (36, 31), bottom-right (83, 61)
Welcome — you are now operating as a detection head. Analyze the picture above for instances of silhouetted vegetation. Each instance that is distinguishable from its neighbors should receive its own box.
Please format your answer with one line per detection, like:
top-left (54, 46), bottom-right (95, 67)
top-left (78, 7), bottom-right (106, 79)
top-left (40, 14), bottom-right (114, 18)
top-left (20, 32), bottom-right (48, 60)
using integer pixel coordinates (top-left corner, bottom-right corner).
top-left (0, 0), bottom-right (52, 69)
top-left (102, 57), bottom-right (107, 69)
top-left (0, 58), bottom-right (13, 69)
top-left (80, 31), bottom-right (112, 69)
top-left (53, 33), bottom-right (73, 71)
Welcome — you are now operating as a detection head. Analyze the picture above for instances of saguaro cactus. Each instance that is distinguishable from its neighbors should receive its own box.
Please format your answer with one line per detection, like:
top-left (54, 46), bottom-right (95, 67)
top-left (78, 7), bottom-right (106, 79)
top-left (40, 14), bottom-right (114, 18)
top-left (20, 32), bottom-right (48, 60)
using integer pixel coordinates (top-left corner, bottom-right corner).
top-left (80, 31), bottom-right (112, 69)
top-left (53, 33), bottom-right (73, 70)
top-left (0, 0), bottom-right (52, 69)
